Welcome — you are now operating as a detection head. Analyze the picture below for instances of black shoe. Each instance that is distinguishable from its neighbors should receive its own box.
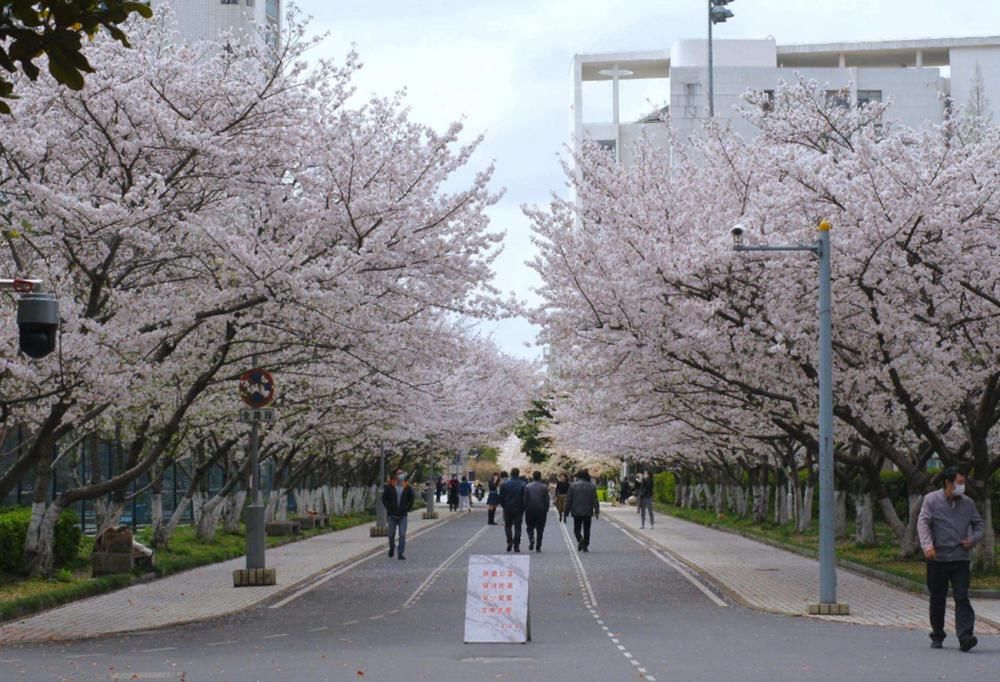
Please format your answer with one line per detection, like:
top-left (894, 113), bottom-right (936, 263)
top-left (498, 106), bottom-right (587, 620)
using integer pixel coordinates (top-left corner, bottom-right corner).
top-left (930, 641), bottom-right (943, 649)
top-left (582, 545), bottom-right (589, 552)
top-left (388, 546), bottom-right (394, 558)
top-left (506, 543), bottom-right (512, 552)
top-left (536, 546), bottom-right (542, 553)
top-left (398, 554), bottom-right (406, 561)
top-left (577, 539), bottom-right (583, 551)
top-left (514, 545), bottom-right (520, 553)
top-left (528, 540), bottom-right (534, 551)
top-left (960, 637), bottom-right (978, 652)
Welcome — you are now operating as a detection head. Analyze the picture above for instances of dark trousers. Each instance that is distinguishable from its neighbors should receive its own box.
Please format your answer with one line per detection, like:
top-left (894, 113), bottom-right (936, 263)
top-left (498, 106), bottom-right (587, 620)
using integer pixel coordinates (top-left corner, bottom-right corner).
top-left (927, 560), bottom-right (975, 642)
top-left (487, 507), bottom-right (496, 525)
top-left (525, 510), bottom-right (547, 547)
top-left (503, 509), bottom-right (524, 548)
top-left (573, 515), bottom-right (592, 548)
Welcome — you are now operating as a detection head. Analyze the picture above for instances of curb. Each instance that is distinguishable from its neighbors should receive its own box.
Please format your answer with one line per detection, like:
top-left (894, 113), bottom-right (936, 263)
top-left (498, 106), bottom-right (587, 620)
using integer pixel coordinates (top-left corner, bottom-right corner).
top-left (0, 512), bottom-right (459, 645)
top-left (607, 509), bottom-right (1000, 632)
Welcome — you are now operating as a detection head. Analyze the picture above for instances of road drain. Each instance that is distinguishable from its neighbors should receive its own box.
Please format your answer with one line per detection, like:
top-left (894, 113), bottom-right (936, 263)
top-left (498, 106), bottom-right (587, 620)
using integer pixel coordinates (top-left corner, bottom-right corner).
top-left (460, 657), bottom-right (535, 663)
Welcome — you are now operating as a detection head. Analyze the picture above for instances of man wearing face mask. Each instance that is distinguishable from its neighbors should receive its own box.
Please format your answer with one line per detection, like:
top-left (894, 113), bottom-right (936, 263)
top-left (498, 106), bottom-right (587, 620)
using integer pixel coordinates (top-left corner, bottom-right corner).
top-left (917, 467), bottom-right (985, 652)
top-left (382, 469), bottom-right (415, 560)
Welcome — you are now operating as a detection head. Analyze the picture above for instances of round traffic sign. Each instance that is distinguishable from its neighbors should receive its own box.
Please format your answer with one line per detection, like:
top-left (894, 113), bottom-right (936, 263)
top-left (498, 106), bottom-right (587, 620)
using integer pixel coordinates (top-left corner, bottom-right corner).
top-left (239, 368), bottom-right (276, 408)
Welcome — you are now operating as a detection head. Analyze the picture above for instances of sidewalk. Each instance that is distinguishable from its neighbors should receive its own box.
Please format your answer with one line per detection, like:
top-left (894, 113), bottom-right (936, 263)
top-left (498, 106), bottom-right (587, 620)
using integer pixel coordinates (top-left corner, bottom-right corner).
top-left (0, 511), bottom-right (453, 645)
top-left (603, 505), bottom-right (1000, 634)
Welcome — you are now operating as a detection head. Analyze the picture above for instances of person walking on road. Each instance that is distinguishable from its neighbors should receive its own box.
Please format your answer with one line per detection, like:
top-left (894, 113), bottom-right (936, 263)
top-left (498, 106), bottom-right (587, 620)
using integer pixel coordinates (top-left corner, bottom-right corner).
top-left (524, 471), bottom-right (550, 552)
top-left (555, 473), bottom-right (570, 523)
top-left (618, 476), bottom-right (632, 506)
top-left (459, 476), bottom-right (472, 512)
top-left (486, 472), bottom-right (501, 525)
top-left (382, 468), bottom-right (414, 560)
top-left (638, 471), bottom-right (655, 529)
top-left (567, 469), bottom-right (599, 552)
top-left (447, 475), bottom-right (460, 512)
top-left (499, 467), bottom-right (527, 552)
top-left (435, 476), bottom-right (444, 503)
top-left (917, 467), bottom-right (985, 652)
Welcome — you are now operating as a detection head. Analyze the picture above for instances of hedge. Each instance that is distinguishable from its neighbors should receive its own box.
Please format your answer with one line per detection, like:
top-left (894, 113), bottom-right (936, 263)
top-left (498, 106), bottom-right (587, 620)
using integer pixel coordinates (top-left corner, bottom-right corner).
top-left (654, 472), bottom-right (676, 505)
top-left (0, 507), bottom-right (82, 574)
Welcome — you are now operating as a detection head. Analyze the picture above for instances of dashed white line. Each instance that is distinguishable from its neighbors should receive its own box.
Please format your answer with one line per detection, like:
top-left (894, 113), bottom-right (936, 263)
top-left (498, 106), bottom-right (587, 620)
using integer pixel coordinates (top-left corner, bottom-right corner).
top-left (206, 640), bottom-right (238, 647)
top-left (343, 619), bottom-right (359, 625)
top-left (0, 659), bottom-right (21, 663)
top-left (308, 626), bottom-right (329, 632)
top-left (140, 647), bottom-right (176, 653)
top-left (66, 653), bottom-right (104, 659)
top-left (559, 522), bottom-right (598, 607)
top-left (269, 520), bottom-right (446, 609)
top-left (403, 524), bottom-right (490, 608)
top-left (369, 615), bottom-right (384, 621)
top-left (262, 633), bottom-right (287, 640)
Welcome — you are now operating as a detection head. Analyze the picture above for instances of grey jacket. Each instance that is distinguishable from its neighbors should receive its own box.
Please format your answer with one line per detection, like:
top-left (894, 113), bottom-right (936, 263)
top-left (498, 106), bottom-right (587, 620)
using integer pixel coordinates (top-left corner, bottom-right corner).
top-left (566, 480), bottom-right (600, 518)
top-left (523, 481), bottom-right (550, 514)
top-left (917, 489), bottom-right (985, 562)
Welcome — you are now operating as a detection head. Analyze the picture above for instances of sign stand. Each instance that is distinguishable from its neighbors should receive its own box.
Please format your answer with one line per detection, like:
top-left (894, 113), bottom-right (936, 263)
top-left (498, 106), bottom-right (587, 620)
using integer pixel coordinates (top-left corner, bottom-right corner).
top-left (464, 555), bottom-right (531, 644)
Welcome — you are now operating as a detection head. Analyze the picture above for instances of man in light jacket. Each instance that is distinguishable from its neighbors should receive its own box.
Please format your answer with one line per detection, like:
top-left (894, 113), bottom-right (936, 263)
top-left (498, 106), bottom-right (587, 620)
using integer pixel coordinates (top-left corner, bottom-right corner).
top-left (567, 469), bottom-right (600, 552)
top-left (917, 467), bottom-right (985, 651)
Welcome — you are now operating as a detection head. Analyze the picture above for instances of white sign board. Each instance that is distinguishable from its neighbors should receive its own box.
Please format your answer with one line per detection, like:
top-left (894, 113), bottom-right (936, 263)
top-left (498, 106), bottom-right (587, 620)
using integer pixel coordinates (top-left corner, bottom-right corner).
top-left (239, 408), bottom-right (276, 423)
top-left (464, 554), bottom-right (530, 643)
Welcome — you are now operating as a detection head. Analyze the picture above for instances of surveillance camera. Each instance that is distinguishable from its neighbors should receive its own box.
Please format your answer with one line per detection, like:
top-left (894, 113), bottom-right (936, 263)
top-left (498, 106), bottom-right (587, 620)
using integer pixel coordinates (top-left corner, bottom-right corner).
top-left (16, 292), bottom-right (59, 359)
top-left (730, 225), bottom-right (745, 238)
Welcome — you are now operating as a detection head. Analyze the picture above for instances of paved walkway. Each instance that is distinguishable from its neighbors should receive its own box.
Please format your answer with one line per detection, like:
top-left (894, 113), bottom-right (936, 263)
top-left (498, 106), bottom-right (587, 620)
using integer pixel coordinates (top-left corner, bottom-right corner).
top-left (604, 505), bottom-right (1000, 634)
top-left (0, 511), bottom-right (454, 644)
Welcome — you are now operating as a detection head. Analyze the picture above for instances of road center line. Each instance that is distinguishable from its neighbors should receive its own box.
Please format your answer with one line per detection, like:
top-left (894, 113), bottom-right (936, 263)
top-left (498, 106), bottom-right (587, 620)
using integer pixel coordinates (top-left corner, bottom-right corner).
top-left (205, 640), bottom-right (238, 647)
top-left (403, 524), bottom-right (490, 608)
top-left (559, 521), bottom-right (598, 607)
top-left (269, 521), bottom-right (445, 610)
top-left (139, 647), bottom-right (177, 653)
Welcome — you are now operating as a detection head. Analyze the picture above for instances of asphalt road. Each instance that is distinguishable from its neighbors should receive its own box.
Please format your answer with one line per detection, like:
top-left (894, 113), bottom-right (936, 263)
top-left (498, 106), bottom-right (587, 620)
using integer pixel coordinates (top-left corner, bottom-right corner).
top-left (2, 508), bottom-right (999, 681)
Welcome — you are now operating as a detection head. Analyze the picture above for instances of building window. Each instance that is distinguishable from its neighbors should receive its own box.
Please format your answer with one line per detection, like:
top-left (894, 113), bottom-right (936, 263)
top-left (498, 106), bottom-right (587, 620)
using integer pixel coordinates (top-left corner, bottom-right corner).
top-left (266, 0), bottom-right (279, 19)
top-left (221, 0), bottom-right (238, 4)
top-left (857, 89), bottom-right (882, 106)
top-left (246, 0), bottom-right (254, 5)
top-left (825, 89), bottom-right (850, 109)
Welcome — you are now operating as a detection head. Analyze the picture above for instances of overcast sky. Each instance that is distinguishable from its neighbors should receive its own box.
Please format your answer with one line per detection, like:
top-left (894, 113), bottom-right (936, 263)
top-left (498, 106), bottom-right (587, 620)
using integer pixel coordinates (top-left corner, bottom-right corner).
top-left (295, 1), bottom-right (1000, 360)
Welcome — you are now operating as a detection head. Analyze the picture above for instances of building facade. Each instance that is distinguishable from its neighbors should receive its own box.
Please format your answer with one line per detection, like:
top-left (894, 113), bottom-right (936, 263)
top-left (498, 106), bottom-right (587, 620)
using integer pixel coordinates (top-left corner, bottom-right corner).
top-left (153, 0), bottom-right (281, 50)
top-left (574, 36), bottom-right (1000, 166)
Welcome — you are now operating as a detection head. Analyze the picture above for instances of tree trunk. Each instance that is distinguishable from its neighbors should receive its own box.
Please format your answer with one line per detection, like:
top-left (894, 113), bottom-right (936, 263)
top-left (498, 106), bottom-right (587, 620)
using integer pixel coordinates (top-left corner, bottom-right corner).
top-left (154, 496), bottom-right (191, 549)
top-left (150, 493), bottom-right (164, 540)
top-left (798, 481), bottom-right (815, 532)
top-left (196, 496), bottom-right (224, 542)
top-left (24, 501), bottom-right (64, 577)
top-left (900, 494), bottom-right (924, 558)
top-left (973, 496), bottom-right (995, 572)
top-left (855, 493), bottom-right (877, 546)
top-left (834, 490), bottom-right (848, 538)
top-left (223, 491), bottom-right (247, 533)
top-left (94, 498), bottom-right (125, 534)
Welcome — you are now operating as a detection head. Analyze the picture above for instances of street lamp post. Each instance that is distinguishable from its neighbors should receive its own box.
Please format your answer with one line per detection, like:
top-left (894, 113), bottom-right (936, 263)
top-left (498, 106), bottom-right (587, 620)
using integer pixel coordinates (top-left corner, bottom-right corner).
top-left (731, 220), bottom-right (848, 615)
top-left (708, 0), bottom-right (735, 118)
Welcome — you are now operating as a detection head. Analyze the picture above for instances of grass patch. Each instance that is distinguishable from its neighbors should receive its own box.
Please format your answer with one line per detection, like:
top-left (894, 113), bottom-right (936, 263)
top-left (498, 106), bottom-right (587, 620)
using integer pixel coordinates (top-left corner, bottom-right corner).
top-left (0, 510), bottom-right (375, 623)
top-left (659, 504), bottom-right (1000, 591)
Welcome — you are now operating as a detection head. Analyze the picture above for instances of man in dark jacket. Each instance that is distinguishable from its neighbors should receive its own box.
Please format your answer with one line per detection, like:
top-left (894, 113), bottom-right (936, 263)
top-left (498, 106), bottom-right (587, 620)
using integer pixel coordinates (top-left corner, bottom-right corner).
top-left (498, 467), bottom-right (528, 552)
top-left (523, 471), bottom-right (550, 552)
top-left (567, 469), bottom-right (600, 552)
top-left (382, 468), bottom-right (415, 560)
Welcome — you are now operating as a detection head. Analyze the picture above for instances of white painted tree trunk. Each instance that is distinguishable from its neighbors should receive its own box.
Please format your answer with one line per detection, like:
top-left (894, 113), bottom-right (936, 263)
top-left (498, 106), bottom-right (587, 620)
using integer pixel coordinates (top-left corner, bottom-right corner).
top-left (973, 497), bottom-right (995, 572)
top-left (196, 493), bottom-right (227, 542)
top-left (24, 501), bottom-right (63, 577)
top-left (855, 493), bottom-right (877, 546)
top-left (95, 498), bottom-right (125, 534)
top-left (223, 491), bottom-right (247, 533)
top-left (191, 491), bottom-right (204, 526)
top-left (834, 490), bottom-right (848, 538)
top-left (265, 490), bottom-right (280, 522)
top-left (150, 494), bottom-right (164, 539)
top-left (155, 496), bottom-right (191, 548)
top-left (332, 486), bottom-right (345, 515)
top-left (275, 488), bottom-right (288, 521)
top-left (797, 482), bottom-right (814, 532)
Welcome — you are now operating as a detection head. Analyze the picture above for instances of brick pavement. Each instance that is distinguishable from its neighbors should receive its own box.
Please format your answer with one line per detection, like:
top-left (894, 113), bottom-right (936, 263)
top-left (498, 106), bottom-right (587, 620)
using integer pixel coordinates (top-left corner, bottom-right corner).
top-left (0, 512), bottom-right (453, 644)
top-left (603, 505), bottom-right (1000, 635)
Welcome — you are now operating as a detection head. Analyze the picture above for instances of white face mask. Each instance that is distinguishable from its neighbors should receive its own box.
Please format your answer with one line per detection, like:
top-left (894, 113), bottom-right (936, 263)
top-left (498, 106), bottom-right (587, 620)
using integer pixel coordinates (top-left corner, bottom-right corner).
top-left (953, 483), bottom-right (965, 496)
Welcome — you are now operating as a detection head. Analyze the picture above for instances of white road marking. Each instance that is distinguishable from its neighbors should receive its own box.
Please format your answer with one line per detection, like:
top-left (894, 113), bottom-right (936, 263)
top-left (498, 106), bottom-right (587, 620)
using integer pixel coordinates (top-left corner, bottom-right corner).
top-left (369, 615), bottom-right (384, 621)
top-left (559, 521), bottom-right (598, 607)
top-left (0, 659), bottom-right (21, 663)
top-left (343, 619), bottom-right (359, 625)
top-left (308, 626), bottom-right (329, 632)
top-left (648, 548), bottom-right (727, 608)
top-left (139, 647), bottom-right (176, 653)
top-left (262, 633), bottom-right (287, 640)
top-left (66, 653), bottom-right (104, 659)
top-left (206, 640), bottom-right (239, 647)
top-left (403, 524), bottom-right (490, 608)
top-left (269, 520), bottom-right (445, 609)
top-left (110, 674), bottom-right (182, 680)
top-left (610, 517), bottom-right (727, 608)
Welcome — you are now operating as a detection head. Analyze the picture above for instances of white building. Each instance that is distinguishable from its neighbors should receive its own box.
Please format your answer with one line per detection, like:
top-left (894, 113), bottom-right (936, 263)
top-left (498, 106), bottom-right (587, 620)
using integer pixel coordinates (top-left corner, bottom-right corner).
top-left (153, 0), bottom-right (281, 49)
top-left (574, 36), bottom-right (1000, 166)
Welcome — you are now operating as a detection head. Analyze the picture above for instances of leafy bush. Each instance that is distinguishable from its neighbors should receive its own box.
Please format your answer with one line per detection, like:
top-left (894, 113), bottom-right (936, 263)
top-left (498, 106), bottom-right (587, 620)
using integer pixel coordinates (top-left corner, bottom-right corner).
top-left (597, 487), bottom-right (608, 502)
top-left (654, 472), bottom-right (676, 505)
top-left (0, 507), bottom-right (82, 574)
